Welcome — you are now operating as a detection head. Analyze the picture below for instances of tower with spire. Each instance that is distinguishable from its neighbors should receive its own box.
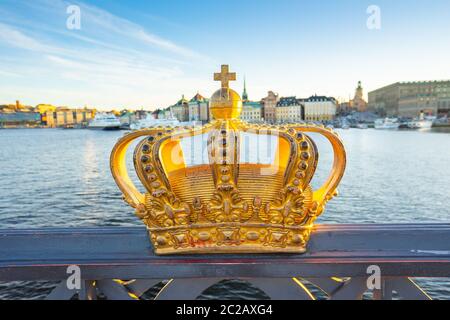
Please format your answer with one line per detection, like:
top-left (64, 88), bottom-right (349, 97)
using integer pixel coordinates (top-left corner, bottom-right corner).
top-left (242, 77), bottom-right (248, 102)
top-left (355, 81), bottom-right (364, 101)
top-left (351, 81), bottom-right (367, 112)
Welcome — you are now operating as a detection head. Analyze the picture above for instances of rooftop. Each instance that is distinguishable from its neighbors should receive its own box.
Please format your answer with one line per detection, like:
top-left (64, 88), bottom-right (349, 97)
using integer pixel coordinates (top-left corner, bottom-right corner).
top-left (304, 95), bottom-right (337, 102)
top-left (243, 101), bottom-right (262, 108)
top-left (369, 80), bottom-right (450, 94)
top-left (189, 93), bottom-right (207, 103)
top-left (277, 96), bottom-right (303, 107)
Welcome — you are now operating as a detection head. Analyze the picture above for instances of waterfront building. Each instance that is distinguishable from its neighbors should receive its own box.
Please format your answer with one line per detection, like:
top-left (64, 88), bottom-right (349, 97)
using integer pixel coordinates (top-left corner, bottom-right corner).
top-left (261, 91), bottom-right (279, 123)
top-left (275, 96), bottom-right (304, 123)
top-left (163, 108), bottom-right (174, 120)
top-left (0, 101), bottom-right (41, 127)
top-left (171, 95), bottom-right (189, 122)
top-left (368, 80), bottom-right (450, 117)
top-left (119, 110), bottom-right (136, 127)
top-left (134, 109), bottom-right (148, 121)
top-left (240, 101), bottom-right (263, 122)
top-left (149, 107), bottom-right (174, 120)
top-left (51, 107), bottom-right (68, 127)
top-left (238, 80), bottom-right (263, 123)
top-left (151, 109), bottom-right (164, 119)
top-left (44, 107), bottom-right (95, 128)
top-left (0, 112), bottom-right (41, 128)
top-left (0, 101), bottom-right (96, 128)
top-left (188, 93), bottom-right (210, 122)
top-left (0, 110), bottom-right (40, 128)
top-left (37, 104), bottom-right (57, 126)
top-left (304, 95), bottom-right (337, 121)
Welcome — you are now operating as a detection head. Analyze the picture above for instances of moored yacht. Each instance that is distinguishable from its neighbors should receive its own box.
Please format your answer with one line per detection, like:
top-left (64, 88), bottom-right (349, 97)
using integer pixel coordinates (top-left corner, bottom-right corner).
top-left (130, 113), bottom-right (180, 130)
top-left (374, 118), bottom-right (400, 130)
top-left (88, 113), bottom-right (121, 130)
top-left (407, 114), bottom-right (434, 130)
top-left (407, 119), bottom-right (433, 129)
top-left (356, 123), bottom-right (368, 129)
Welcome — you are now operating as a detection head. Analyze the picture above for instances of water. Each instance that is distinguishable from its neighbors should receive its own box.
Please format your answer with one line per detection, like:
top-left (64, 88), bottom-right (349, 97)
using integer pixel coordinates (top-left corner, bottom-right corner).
top-left (0, 128), bottom-right (449, 299)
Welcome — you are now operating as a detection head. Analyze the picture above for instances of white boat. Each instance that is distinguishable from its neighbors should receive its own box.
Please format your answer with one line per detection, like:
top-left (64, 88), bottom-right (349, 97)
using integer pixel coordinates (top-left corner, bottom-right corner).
top-left (374, 118), bottom-right (400, 130)
top-left (88, 113), bottom-right (121, 130)
top-left (130, 114), bottom-right (180, 130)
top-left (356, 123), bottom-right (368, 129)
top-left (407, 115), bottom-right (434, 130)
top-left (407, 119), bottom-right (433, 130)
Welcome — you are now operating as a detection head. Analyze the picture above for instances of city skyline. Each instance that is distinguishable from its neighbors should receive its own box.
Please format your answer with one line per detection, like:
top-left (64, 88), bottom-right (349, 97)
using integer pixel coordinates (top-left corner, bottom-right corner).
top-left (1, 0), bottom-right (450, 110)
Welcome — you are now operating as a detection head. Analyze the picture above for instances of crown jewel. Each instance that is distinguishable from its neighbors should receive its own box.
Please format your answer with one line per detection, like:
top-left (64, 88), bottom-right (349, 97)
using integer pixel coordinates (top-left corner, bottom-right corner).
top-left (111, 65), bottom-right (346, 255)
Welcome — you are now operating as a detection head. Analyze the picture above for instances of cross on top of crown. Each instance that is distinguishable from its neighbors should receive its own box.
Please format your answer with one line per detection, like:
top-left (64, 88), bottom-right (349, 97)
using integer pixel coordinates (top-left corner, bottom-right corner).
top-left (214, 64), bottom-right (236, 89)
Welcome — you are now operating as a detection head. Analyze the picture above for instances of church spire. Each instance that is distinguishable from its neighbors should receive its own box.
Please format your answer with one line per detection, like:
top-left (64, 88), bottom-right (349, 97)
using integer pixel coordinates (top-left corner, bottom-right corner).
top-left (355, 81), bottom-right (363, 100)
top-left (242, 76), bottom-right (248, 101)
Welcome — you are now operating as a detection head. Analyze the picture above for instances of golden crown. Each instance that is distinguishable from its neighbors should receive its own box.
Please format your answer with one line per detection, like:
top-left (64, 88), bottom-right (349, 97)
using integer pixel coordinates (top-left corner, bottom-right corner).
top-left (110, 65), bottom-right (346, 255)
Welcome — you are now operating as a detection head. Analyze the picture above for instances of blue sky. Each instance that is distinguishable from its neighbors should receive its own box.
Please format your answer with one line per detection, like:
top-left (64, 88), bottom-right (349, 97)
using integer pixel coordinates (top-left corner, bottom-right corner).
top-left (0, 0), bottom-right (449, 109)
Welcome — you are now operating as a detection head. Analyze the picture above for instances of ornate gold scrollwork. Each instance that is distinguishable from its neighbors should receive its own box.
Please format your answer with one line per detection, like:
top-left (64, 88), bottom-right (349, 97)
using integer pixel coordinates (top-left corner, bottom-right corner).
top-left (110, 65), bottom-right (346, 255)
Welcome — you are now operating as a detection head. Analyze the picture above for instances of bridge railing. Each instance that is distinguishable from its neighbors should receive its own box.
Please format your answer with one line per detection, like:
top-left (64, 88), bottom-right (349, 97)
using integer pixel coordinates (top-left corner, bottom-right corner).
top-left (1, 224), bottom-right (449, 300)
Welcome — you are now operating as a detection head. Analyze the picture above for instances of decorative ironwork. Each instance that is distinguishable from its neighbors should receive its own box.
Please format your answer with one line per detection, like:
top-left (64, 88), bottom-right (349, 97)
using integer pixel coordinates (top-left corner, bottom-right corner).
top-left (1, 225), bottom-right (446, 300)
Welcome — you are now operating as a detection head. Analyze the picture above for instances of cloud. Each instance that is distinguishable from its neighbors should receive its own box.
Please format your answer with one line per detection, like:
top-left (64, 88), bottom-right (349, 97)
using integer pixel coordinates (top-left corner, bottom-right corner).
top-left (0, 69), bottom-right (21, 77)
top-left (75, 1), bottom-right (206, 60)
top-left (0, 23), bottom-right (48, 52)
top-left (0, 0), bottom-right (215, 108)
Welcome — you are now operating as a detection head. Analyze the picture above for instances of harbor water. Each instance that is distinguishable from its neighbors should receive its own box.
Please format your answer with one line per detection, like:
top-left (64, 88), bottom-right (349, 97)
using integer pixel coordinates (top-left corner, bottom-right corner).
top-left (0, 128), bottom-right (449, 299)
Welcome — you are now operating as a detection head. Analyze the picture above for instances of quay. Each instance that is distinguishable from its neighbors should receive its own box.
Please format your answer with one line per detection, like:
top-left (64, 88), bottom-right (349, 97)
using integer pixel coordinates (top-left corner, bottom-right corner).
top-left (1, 224), bottom-right (449, 300)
